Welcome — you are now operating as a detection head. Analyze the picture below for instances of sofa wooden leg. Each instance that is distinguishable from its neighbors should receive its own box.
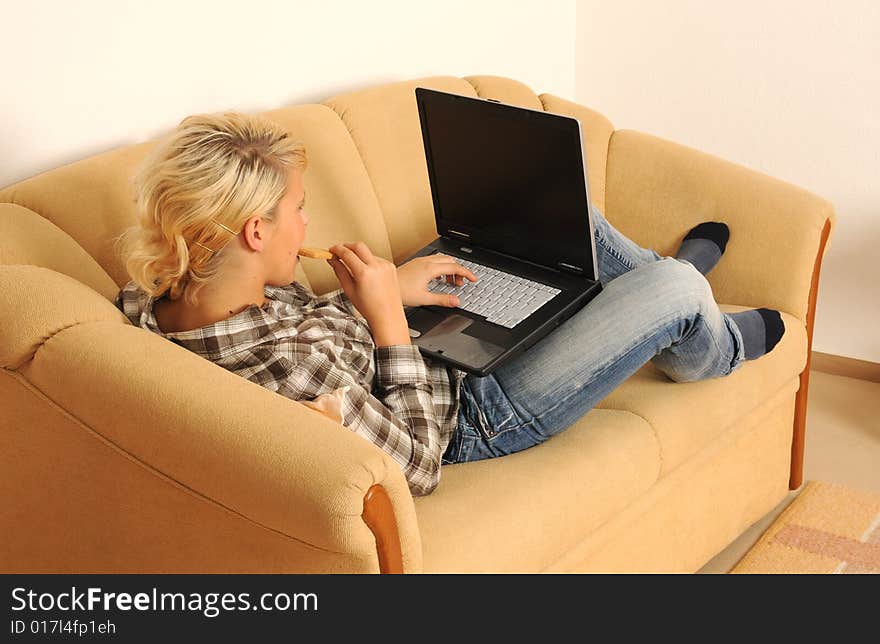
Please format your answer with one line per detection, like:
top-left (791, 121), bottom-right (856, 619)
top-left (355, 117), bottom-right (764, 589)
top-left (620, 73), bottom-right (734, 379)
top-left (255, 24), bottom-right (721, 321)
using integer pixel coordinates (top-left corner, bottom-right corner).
top-left (362, 484), bottom-right (404, 574)
top-left (790, 218), bottom-right (833, 491)
top-left (791, 369), bottom-right (810, 489)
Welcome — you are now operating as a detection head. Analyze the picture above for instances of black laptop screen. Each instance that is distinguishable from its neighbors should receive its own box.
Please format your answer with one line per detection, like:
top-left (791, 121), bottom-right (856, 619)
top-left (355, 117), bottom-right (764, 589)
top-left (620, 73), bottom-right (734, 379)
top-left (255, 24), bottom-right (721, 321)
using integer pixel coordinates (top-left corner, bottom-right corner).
top-left (416, 87), bottom-right (595, 278)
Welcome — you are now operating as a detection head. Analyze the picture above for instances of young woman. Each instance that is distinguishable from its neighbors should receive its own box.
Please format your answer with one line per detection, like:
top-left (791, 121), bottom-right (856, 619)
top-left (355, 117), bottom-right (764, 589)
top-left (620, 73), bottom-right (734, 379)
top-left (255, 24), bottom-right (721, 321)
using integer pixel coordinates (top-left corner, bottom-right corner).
top-left (115, 111), bottom-right (784, 496)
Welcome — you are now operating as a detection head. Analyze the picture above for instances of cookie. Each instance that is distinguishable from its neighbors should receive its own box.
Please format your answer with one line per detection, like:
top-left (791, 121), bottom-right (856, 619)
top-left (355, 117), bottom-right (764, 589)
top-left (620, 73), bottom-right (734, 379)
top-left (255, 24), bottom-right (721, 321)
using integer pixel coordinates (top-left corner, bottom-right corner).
top-left (297, 247), bottom-right (334, 259)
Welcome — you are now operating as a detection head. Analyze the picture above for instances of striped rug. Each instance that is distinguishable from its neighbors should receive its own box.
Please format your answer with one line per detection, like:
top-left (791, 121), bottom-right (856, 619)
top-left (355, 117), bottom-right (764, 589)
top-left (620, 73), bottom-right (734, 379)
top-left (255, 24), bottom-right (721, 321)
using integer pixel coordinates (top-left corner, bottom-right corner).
top-left (731, 480), bottom-right (880, 573)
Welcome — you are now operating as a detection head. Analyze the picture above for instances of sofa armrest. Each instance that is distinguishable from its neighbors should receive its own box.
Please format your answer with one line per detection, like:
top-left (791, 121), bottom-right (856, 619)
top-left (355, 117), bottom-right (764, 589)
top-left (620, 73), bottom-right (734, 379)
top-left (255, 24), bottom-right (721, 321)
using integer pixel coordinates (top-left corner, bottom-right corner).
top-left (18, 321), bottom-right (421, 572)
top-left (1, 265), bottom-right (421, 572)
top-left (604, 129), bottom-right (836, 323)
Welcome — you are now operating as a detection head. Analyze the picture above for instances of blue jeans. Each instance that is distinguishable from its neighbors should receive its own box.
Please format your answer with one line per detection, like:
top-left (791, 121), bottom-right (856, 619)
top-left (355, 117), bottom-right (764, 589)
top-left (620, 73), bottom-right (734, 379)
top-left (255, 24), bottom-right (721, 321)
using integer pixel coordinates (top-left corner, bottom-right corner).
top-left (441, 204), bottom-right (747, 464)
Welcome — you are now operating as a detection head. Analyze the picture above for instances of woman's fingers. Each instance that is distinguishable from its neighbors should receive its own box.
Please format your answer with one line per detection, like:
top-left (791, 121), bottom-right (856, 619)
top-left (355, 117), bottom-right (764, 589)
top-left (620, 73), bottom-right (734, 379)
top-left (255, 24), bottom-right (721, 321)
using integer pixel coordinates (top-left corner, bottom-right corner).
top-left (345, 241), bottom-right (375, 264)
top-left (329, 243), bottom-right (368, 277)
top-left (434, 262), bottom-right (478, 283)
top-left (326, 256), bottom-right (354, 290)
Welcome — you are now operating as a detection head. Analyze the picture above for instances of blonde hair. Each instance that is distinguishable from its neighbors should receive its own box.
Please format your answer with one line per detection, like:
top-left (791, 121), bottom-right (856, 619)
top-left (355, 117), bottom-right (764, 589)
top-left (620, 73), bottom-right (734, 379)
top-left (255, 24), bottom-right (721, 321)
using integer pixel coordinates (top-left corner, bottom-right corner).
top-left (115, 110), bottom-right (307, 306)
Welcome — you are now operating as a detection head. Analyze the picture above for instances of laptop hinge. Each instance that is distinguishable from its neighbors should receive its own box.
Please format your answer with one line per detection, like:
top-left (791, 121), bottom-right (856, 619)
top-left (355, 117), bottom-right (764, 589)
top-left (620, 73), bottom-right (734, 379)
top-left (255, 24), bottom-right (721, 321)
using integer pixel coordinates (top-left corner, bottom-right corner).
top-left (557, 261), bottom-right (585, 275)
top-left (446, 229), bottom-right (471, 240)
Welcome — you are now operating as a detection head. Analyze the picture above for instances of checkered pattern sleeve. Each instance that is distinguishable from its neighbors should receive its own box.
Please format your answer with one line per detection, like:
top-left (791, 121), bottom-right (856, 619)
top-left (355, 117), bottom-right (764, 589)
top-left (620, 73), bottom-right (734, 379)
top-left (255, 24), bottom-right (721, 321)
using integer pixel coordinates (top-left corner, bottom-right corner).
top-left (269, 342), bottom-right (443, 497)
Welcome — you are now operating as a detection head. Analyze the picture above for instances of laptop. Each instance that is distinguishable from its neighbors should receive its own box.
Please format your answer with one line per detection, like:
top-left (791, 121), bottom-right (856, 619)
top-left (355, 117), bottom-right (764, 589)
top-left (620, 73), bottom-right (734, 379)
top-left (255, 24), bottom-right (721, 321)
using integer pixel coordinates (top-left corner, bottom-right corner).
top-left (399, 87), bottom-right (604, 377)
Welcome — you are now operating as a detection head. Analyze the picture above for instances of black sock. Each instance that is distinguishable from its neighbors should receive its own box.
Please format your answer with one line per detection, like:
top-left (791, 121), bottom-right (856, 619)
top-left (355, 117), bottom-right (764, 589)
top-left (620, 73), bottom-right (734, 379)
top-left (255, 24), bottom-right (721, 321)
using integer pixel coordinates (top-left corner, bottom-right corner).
top-left (675, 222), bottom-right (730, 275)
top-left (728, 308), bottom-right (785, 360)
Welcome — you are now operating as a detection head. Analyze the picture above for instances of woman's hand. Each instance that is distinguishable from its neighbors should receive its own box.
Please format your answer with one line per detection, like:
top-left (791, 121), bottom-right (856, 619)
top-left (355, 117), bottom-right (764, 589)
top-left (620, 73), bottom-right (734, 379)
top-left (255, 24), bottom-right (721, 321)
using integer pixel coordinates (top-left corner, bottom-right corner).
top-left (396, 254), bottom-right (479, 308)
top-left (326, 242), bottom-right (410, 345)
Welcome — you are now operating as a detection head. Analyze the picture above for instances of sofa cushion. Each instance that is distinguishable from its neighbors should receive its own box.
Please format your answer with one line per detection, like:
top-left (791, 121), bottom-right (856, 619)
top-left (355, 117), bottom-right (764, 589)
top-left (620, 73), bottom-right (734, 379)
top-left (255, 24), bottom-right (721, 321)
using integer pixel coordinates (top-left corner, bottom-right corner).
top-left (546, 383), bottom-right (797, 572)
top-left (596, 305), bottom-right (808, 477)
top-left (464, 75), bottom-right (545, 111)
top-left (323, 76), bottom-right (480, 265)
top-left (0, 141), bottom-right (160, 288)
top-left (0, 203), bottom-right (119, 300)
top-left (414, 408), bottom-right (660, 573)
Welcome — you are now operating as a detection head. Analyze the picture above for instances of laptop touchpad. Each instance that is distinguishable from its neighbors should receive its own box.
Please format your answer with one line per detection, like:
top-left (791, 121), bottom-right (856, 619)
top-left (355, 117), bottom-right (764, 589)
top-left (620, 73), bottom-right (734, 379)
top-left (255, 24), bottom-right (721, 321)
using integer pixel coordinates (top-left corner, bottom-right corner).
top-left (409, 311), bottom-right (506, 366)
top-left (419, 313), bottom-right (476, 338)
top-left (407, 307), bottom-right (509, 343)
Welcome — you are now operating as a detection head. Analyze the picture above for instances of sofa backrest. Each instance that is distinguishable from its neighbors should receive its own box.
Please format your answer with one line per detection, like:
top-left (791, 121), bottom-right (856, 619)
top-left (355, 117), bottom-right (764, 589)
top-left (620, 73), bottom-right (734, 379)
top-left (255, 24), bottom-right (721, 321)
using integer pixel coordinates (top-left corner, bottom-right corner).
top-left (0, 74), bottom-right (615, 299)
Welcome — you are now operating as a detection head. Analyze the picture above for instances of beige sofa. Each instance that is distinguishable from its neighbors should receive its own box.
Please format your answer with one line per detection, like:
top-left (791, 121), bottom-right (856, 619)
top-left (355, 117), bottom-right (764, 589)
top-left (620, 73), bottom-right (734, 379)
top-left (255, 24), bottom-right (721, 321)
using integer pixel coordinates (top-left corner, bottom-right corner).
top-left (0, 74), bottom-right (835, 573)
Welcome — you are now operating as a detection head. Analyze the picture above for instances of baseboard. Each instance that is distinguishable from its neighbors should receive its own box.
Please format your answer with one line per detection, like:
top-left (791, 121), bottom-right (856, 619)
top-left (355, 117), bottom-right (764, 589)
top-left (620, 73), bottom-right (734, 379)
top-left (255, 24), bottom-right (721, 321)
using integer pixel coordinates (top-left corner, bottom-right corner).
top-left (810, 351), bottom-right (880, 383)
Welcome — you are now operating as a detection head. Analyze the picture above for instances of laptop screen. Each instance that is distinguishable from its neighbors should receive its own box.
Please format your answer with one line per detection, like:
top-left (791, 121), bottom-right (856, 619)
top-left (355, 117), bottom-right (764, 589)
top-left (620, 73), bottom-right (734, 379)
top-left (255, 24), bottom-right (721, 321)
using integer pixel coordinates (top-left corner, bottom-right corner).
top-left (416, 87), bottom-right (596, 280)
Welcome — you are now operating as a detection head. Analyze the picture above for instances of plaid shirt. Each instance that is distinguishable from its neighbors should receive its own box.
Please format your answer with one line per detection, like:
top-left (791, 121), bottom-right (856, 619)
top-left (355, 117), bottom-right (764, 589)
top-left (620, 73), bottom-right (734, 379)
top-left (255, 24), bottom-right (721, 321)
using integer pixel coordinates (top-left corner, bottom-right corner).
top-left (115, 280), bottom-right (466, 496)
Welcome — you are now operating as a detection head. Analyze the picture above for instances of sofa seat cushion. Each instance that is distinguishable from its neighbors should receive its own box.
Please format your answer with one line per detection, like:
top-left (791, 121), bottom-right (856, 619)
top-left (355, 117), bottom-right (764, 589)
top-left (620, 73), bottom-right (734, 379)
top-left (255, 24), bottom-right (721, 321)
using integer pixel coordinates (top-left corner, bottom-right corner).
top-left (414, 408), bottom-right (659, 573)
top-left (596, 305), bottom-right (807, 477)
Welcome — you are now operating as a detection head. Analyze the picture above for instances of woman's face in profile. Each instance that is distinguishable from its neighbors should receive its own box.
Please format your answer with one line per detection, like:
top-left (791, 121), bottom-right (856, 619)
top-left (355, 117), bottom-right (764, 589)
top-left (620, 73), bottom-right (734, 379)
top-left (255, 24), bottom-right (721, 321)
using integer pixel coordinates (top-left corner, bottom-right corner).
top-left (264, 167), bottom-right (309, 286)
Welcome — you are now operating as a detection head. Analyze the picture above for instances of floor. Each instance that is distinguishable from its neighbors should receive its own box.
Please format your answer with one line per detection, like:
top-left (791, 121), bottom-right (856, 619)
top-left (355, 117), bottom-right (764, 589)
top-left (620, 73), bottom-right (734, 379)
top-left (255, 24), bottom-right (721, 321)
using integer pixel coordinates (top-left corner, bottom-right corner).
top-left (697, 369), bottom-right (880, 573)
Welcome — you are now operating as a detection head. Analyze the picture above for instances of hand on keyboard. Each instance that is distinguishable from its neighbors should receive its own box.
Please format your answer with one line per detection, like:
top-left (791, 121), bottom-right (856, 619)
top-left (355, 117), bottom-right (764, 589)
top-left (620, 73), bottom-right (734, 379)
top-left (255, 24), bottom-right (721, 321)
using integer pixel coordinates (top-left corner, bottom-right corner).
top-left (427, 253), bottom-right (561, 328)
top-left (396, 253), bottom-right (479, 308)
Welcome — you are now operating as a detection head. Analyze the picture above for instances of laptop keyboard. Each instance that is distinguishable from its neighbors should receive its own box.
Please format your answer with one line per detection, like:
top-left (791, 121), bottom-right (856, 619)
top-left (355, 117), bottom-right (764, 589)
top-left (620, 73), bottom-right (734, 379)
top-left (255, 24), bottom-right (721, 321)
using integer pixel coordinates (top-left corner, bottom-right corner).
top-left (427, 252), bottom-right (561, 328)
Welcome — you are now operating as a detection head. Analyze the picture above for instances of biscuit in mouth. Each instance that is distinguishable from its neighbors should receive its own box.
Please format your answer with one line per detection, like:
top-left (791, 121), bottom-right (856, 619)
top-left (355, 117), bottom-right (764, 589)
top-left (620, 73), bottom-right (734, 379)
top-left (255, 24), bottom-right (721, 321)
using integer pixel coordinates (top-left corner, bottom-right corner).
top-left (297, 247), bottom-right (334, 259)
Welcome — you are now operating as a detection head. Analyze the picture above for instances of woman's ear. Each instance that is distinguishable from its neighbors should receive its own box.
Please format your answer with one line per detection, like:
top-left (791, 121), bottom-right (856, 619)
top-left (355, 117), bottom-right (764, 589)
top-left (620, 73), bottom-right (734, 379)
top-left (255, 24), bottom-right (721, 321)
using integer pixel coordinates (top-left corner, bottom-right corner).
top-left (241, 215), bottom-right (269, 252)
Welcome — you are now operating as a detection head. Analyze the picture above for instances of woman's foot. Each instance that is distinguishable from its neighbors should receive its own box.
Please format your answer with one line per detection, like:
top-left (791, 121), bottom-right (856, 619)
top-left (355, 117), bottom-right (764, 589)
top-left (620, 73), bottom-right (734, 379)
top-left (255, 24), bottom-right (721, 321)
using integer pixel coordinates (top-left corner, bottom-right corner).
top-left (727, 308), bottom-right (785, 360)
top-left (675, 222), bottom-right (730, 275)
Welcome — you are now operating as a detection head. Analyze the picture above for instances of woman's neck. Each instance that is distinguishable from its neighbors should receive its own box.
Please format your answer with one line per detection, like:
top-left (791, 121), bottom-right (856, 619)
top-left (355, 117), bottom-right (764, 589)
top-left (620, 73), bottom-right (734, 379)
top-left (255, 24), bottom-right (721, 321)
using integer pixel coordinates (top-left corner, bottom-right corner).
top-left (154, 278), bottom-right (268, 333)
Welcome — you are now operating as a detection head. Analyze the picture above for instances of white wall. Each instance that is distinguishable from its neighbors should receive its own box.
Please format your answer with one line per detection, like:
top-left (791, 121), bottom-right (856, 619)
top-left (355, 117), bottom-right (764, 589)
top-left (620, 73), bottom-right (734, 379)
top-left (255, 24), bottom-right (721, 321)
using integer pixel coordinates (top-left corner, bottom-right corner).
top-left (576, 0), bottom-right (880, 363)
top-left (3, 0), bottom-right (875, 363)
top-left (0, 0), bottom-right (576, 187)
